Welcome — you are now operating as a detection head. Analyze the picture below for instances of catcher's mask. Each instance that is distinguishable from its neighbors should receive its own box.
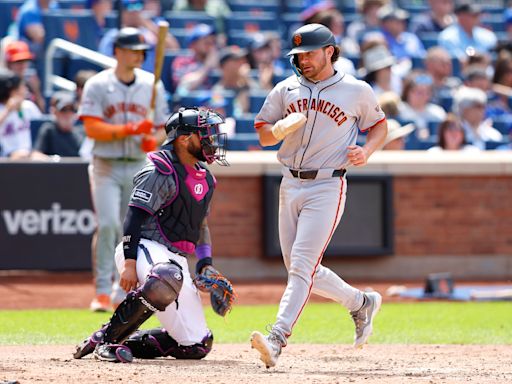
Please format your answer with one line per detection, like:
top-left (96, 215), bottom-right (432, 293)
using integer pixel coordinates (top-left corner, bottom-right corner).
top-left (165, 107), bottom-right (228, 166)
top-left (286, 23), bottom-right (336, 76)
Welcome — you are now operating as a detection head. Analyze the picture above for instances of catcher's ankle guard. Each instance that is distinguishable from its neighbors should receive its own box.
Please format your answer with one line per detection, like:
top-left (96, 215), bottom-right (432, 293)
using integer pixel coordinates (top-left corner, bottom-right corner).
top-left (124, 328), bottom-right (213, 360)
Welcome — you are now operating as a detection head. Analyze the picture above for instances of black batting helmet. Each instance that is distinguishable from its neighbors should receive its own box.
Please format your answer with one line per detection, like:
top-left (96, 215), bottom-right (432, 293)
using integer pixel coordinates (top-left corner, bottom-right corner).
top-left (165, 107), bottom-right (228, 165)
top-left (287, 23), bottom-right (336, 56)
top-left (114, 27), bottom-right (151, 51)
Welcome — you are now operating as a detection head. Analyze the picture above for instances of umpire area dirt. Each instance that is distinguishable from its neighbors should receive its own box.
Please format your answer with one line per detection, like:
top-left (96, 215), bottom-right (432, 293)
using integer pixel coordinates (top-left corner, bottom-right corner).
top-left (1, 273), bottom-right (511, 384)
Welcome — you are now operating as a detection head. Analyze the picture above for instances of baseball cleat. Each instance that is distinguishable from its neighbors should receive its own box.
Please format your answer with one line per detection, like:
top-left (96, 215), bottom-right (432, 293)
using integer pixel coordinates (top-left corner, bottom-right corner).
top-left (94, 344), bottom-right (133, 363)
top-left (73, 329), bottom-right (105, 359)
top-left (250, 331), bottom-right (282, 369)
top-left (90, 294), bottom-right (111, 312)
top-left (351, 291), bottom-right (382, 349)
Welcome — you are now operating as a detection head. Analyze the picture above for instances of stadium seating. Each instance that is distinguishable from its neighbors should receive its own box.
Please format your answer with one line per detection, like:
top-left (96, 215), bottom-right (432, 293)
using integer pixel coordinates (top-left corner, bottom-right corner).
top-left (235, 114), bottom-right (257, 133)
top-left (249, 90), bottom-right (269, 114)
top-left (163, 11), bottom-right (216, 30)
top-left (30, 116), bottom-right (53, 145)
top-left (42, 11), bottom-right (99, 50)
top-left (225, 12), bottom-right (280, 35)
top-left (58, 0), bottom-right (86, 10)
top-left (226, 133), bottom-right (262, 150)
top-left (492, 115), bottom-right (512, 135)
top-left (227, 0), bottom-right (281, 15)
top-left (0, 0), bottom-right (23, 37)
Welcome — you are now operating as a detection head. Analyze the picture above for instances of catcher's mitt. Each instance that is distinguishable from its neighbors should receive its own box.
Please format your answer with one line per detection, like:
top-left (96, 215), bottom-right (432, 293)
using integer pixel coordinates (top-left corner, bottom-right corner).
top-left (194, 265), bottom-right (235, 316)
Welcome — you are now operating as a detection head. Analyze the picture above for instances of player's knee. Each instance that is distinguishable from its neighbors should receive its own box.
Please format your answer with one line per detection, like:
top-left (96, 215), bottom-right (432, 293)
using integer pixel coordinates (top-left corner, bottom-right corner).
top-left (140, 261), bottom-right (183, 311)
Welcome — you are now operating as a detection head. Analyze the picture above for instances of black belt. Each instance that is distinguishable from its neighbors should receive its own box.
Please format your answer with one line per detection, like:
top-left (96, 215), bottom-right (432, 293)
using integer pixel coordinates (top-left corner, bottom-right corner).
top-left (289, 168), bottom-right (346, 180)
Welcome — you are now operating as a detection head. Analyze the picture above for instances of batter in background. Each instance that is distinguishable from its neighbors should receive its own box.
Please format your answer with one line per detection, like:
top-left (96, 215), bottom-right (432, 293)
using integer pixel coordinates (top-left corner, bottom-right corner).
top-left (78, 27), bottom-right (169, 312)
top-left (250, 24), bottom-right (388, 369)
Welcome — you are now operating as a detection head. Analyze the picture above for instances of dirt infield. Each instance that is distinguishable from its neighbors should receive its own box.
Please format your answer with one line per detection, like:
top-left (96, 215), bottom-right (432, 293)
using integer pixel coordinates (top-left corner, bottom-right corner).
top-left (1, 344), bottom-right (511, 384)
top-left (1, 272), bottom-right (511, 384)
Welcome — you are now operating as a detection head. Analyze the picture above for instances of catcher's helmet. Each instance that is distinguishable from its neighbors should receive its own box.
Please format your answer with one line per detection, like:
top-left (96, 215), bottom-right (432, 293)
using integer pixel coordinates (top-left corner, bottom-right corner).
top-left (114, 27), bottom-right (151, 51)
top-left (165, 107), bottom-right (228, 165)
top-left (287, 23), bottom-right (336, 56)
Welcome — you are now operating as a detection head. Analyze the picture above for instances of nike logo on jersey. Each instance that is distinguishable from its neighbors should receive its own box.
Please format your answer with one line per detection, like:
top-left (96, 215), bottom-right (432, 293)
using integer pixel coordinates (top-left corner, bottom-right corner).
top-left (286, 98), bottom-right (348, 126)
top-left (287, 86), bottom-right (299, 91)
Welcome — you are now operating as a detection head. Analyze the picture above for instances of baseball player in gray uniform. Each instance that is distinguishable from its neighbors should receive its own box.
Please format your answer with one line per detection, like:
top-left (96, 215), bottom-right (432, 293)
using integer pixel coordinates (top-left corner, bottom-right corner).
top-left (79, 27), bottom-right (169, 312)
top-left (250, 24), bottom-right (388, 369)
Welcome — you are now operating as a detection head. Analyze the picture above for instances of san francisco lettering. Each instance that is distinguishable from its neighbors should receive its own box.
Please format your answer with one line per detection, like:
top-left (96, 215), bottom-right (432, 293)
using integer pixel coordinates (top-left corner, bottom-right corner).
top-left (286, 98), bottom-right (348, 126)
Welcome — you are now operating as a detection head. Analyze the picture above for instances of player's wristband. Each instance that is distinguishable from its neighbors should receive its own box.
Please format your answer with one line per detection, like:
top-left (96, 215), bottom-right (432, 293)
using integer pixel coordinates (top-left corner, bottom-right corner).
top-left (195, 244), bottom-right (213, 274)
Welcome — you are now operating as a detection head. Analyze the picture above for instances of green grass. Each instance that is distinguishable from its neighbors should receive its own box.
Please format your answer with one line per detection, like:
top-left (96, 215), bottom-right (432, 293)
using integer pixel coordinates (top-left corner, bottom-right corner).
top-left (0, 302), bottom-right (510, 345)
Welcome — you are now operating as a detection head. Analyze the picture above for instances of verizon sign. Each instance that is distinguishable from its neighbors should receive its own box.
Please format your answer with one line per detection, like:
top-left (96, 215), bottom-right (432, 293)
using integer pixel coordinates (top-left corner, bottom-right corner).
top-left (0, 162), bottom-right (95, 270)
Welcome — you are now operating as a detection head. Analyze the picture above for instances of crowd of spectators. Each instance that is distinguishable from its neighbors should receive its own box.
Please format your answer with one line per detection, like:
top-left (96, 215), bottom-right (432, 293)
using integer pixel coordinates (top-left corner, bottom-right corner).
top-left (1, 0), bottom-right (512, 158)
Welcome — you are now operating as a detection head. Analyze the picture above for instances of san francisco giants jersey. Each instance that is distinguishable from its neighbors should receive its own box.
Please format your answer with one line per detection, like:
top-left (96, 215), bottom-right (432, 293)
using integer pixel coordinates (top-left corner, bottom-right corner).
top-left (255, 71), bottom-right (385, 170)
top-left (78, 68), bottom-right (169, 159)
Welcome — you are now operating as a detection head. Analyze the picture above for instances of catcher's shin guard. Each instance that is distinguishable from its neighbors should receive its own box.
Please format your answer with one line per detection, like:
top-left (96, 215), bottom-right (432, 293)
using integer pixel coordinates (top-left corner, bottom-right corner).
top-left (103, 262), bottom-right (183, 344)
top-left (124, 328), bottom-right (213, 360)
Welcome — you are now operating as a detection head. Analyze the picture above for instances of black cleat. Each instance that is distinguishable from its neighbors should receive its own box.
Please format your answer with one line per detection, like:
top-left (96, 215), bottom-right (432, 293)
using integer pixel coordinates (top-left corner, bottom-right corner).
top-left (94, 344), bottom-right (133, 363)
top-left (73, 329), bottom-right (105, 359)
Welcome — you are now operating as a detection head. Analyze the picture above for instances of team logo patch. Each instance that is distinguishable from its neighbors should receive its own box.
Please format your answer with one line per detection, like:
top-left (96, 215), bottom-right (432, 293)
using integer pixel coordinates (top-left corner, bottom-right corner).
top-left (194, 184), bottom-right (204, 195)
top-left (132, 189), bottom-right (152, 203)
top-left (293, 34), bottom-right (302, 46)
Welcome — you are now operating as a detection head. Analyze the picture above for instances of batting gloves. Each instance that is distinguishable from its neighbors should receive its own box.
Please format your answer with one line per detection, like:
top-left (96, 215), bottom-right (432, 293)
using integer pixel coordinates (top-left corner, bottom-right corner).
top-left (140, 135), bottom-right (158, 152)
top-left (271, 113), bottom-right (307, 141)
top-left (124, 119), bottom-right (153, 135)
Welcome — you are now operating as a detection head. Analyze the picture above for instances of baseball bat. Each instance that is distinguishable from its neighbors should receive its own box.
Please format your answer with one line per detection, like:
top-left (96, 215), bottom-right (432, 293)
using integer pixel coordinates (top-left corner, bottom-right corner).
top-left (148, 19), bottom-right (169, 121)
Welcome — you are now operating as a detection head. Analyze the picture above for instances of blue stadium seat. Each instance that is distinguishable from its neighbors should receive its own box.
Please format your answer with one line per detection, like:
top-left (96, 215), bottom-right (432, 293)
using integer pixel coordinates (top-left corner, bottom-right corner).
top-left (418, 32), bottom-right (440, 50)
top-left (226, 133), bottom-right (262, 150)
top-left (58, 0), bottom-right (86, 9)
top-left (228, 0), bottom-right (281, 15)
top-left (481, 13), bottom-right (505, 32)
top-left (225, 12), bottom-right (279, 35)
top-left (162, 49), bottom-right (192, 93)
top-left (492, 115), bottom-right (512, 135)
top-left (283, 0), bottom-right (302, 14)
top-left (0, 0), bottom-right (23, 37)
top-left (427, 120), bottom-right (440, 136)
top-left (226, 30), bottom-right (261, 48)
top-left (485, 140), bottom-right (508, 150)
top-left (249, 90), bottom-right (268, 114)
top-left (163, 11), bottom-right (216, 29)
top-left (438, 91), bottom-right (454, 112)
top-left (176, 90), bottom-right (236, 117)
top-left (105, 12), bottom-right (119, 29)
top-left (43, 10), bottom-right (98, 50)
top-left (235, 114), bottom-right (257, 133)
top-left (30, 115), bottom-right (53, 145)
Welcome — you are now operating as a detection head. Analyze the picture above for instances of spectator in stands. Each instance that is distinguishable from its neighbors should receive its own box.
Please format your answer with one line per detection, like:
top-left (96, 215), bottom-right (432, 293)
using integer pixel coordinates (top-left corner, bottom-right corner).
top-left (308, 9), bottom-right (360, 57)
top-left (0, 68), bottom-right (45, 159)
top-left (300, 0), bottom-right (336, 23)
top-left (454, 87), bottom-right (503, 149)
top-left (487, 50), bottom-right (512, 119)
top-left (398, 71), bottom-right (446, 140)
top-left (16, 0), bottom-right (59, 52)
top-left (505, 8), bottom-right (512, 42)
top-left (34, 91), bottom-right (84, 157)
top-left (4, 40), bottom-right (45, 113)
top-left (265, 32), bottom-right (287, 74)
top-left (212, 46), bottom-right (253, 118)
top-left (427, 113), bottom-right (479, 152)
top-left (99, 0), bottom-right (180, 72)
top-left (438, 2), bottom-right (497, 63)
top-left (462, 65), bottom-right (491, 92)
top-left (378, 91), bottom-right (401, 120)
top-left (346, 0), bottom-right (386, 45)
top-left (424, 46), bottom-right (462, 106)
top-left (247, 33), bottom-right (283, 90)
top-left (381, 119), bottom-right (414, 150)
top-left (172, 0), bottom-right (231, 36)
top-left (409, 0), bottom-right (455, 35)
top-left (172, 23), bottom-right (218, 95)
top-left (376, 5), bottom-right (426, 63)
top-left (86, 0), bottom-right (113, 48)
top-left (359, 44), bottom-right (401, 96)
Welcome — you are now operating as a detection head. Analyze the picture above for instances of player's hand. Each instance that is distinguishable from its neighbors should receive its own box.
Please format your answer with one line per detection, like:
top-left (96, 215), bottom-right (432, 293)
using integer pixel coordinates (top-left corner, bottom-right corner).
top-left (124, 119), bottom-right (153, 135)
top-left (271, 113), bottom-right (307, 141)
top-left (140, 135), bottom-right (158, 152)
top-left (120, 259), bottom-right (138, 292)
top-left (347, 145), bottom-right (369, 167)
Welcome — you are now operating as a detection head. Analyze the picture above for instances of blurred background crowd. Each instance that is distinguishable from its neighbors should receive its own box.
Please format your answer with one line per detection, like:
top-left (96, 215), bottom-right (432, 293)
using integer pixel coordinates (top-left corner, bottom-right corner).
top-left (1, 0), bottom-right (512, 159)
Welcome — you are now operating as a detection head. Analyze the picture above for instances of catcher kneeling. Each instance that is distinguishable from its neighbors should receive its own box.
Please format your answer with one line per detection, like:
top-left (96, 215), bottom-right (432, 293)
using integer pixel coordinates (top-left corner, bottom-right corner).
top-left (74, 107), bottom-right (235, 363)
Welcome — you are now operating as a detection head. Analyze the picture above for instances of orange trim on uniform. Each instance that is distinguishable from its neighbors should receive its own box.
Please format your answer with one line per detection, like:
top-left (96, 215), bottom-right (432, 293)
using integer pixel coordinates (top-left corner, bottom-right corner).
top-left (360, 117), bottom-right (386, 133)
top-left (254, 121), bottom-right (268, 130)
top-left (287, 177), bottom-right (346, 336)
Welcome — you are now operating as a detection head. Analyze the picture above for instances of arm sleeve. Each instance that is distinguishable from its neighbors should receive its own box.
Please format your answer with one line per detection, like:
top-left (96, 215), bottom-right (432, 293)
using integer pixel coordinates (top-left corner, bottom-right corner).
top-left (82, 117), bottom-right (128, 141)
top-left (356, 82), bottom-right (386, 132)
top-left (122, 206), bottom-right (151, 260)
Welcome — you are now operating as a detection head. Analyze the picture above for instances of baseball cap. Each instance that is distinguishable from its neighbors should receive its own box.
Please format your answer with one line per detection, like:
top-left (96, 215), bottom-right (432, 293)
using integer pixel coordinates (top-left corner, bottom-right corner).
top-left (122, 0), bottom-right (144, 11)
top-left (360, 45), bottom-right (395, 75)
top-left (4, 41), bottom-right (34, 63)
top-left (52, 91), bottom-right (76, 111)
top-left (219, 46), bottom-right (248, 66)
top-left (249, 33), bottom-right (271, 51)
top-left (187, 24), bottom-right (216, 46)
top-left (454, 2), bottom-right (481, 14)
top-left (377, 5), bottom-right (410, 21)
top-left (384, 119), bottom-right (415, 145)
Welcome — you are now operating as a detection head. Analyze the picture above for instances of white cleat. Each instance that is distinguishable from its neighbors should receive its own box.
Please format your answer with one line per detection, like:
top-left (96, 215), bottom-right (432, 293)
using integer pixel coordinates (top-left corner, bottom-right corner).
top-left (351, 291), bottom-right (382, 349)
top-left (250, 331), bottom-right (282, 369)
